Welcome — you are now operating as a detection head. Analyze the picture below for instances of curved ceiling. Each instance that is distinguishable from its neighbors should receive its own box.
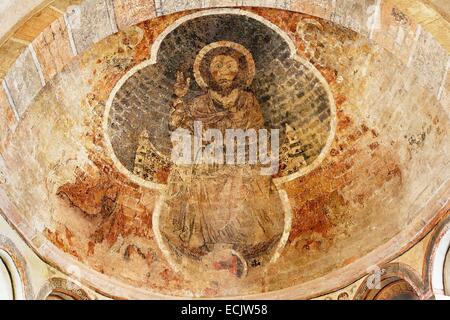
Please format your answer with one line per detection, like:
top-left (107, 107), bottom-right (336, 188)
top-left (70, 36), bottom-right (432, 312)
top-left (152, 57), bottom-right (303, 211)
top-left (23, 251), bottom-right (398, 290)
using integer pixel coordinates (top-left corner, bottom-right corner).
top-left (0, 0), bottom-right (449, 299)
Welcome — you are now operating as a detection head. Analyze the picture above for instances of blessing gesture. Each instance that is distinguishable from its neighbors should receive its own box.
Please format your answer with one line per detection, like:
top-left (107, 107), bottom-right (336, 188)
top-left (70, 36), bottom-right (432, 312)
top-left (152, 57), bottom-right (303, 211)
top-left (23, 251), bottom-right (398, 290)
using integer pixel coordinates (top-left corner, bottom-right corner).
top-left (174, 71), bottom-right (191, 98)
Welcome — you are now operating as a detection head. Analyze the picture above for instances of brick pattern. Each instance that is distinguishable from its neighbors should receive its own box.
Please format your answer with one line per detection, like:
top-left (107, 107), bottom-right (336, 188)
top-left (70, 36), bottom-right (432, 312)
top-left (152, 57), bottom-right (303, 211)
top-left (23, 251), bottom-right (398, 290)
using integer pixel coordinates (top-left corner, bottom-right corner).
top-left (253, 59), bottom-right (331, 170)
top-left (65, 0), bottom-right (118, 54)
top-left (373, 1), bottom-right (420, 64)
top-left (242, 0), bottom-right (293, 9)
top-left (109, 64), bottom-right (173, 171)
top-left (368, 0), bottom-right (450, 99)
top-left (348, 49), bottom-right (450, 208)
top-left (409, 29), bottom-right (449, 97)
top-left (290, 0), bottom-right (335, 20)
top-left (154, 0), bottom-right (291, 16)
top-left (113, 0), bottom-right (156, 30)
top-left (330, 0), bottom-right (378, 37)
top-left (108, 13), bottom-right (333, 180)
top-left (32, 16), bottom-right (74, 82)
top-left (4, 47), bottom-right (44, 117)
top-left (155, 0), bottom-right (204, 15)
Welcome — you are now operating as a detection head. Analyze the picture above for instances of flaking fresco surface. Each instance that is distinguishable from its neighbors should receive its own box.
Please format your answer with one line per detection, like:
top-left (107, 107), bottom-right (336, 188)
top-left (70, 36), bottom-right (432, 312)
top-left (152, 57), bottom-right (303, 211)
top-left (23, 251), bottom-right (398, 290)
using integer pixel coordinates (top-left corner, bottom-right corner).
top-left (0, 7), bottom-right (448, 297)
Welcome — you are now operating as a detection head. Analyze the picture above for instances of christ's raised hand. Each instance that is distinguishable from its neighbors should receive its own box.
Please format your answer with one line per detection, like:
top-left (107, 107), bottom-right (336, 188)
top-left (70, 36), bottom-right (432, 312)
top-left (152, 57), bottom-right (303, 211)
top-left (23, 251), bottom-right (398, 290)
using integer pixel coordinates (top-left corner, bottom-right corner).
top-left (174, 71), bottom-right (191, 98)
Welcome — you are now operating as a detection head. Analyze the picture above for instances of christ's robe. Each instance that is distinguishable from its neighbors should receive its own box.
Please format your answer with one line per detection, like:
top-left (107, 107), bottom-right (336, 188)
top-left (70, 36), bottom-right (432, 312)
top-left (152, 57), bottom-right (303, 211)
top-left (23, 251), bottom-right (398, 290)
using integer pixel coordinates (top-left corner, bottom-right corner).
top-left (162, 89), bottom-right (284, 261)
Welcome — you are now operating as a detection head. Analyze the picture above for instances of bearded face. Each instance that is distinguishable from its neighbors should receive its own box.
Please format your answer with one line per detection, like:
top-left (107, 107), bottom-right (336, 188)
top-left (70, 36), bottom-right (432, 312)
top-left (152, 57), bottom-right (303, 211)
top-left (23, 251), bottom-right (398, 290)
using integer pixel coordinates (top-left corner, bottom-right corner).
top-left (209, 54), bottom-right (239, 90)
top-left (195, 42), bottom-right (255, 95)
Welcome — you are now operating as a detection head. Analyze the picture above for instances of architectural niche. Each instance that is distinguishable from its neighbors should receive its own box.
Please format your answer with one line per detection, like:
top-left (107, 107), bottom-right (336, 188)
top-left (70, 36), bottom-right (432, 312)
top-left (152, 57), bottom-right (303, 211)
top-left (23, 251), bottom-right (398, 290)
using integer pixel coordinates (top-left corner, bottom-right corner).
top-left (425, 216), bottom-right (450, 299)
top-left (444, 248), bottom-right (450, 296)
top-left (37, 278), bottom-right (91, 300)
top-left (0, 235), bottom-right (32, 300)
top-left (0, 254), bottom-right (14, 300)
top-left (354, 263), bottom-right (427, 300)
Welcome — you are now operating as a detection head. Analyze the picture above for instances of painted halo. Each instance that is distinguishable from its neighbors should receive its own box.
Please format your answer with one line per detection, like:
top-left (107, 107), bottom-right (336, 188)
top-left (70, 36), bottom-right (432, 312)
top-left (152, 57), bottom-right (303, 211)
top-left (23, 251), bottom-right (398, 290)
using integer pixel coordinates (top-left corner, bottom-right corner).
top-left (193, 40), bottom-right (256, 89)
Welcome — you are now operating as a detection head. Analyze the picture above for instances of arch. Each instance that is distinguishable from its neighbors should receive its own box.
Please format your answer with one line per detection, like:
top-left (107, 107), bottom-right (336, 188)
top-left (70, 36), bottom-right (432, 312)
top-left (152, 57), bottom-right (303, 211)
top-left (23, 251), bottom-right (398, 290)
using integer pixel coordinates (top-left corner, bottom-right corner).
top-left (0, 255), bottom-right (14, 300)
top-left (353, 262), bottom-right (427, 300)
top-left (424, 215), bottom-right (450, 298)
top-left (0, 1), bottom-right (447, 300)
top-left (0, 249), bottom-right (25, 299)
top-left (443, 248), bottom-right (450, 295)
top-left (0, 235), bottom-right (33, 299)
top-left (373, 280), bottom-right (419, 300)
top-left (37, 277), bottom-right (91, 300)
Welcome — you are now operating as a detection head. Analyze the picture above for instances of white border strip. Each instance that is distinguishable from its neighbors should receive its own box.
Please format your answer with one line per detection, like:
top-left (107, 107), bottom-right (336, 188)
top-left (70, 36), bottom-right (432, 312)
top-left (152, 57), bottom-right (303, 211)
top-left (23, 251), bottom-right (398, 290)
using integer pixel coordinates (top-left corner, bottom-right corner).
top-left (271, 189), bottom-right (293, 263)
top-left (105, 0), bottom-right (119, 34)
top-left (368, 0), bottom-right (382, 40)
top-left (407, 25), bottom-right (422, 68)
top-left (151, 193), bottom-right (182, 273)
top-left (2, 80), bottom-right (19, 121)
top-left (28, 44), bottom-right (46, 87)
top-left (437, 56), bottom-right (450, 101)
top-left (154, 0), bottom-right (163, 16)
top-left (63, 12), bottom-right (78, 56)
